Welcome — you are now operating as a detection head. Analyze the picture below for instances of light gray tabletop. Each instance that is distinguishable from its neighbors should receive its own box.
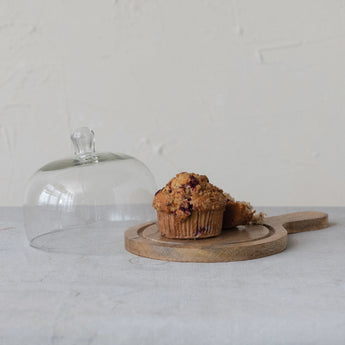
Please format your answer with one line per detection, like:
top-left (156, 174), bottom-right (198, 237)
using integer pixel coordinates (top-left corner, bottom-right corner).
top-left (1, 207), bottom-right (345, 345)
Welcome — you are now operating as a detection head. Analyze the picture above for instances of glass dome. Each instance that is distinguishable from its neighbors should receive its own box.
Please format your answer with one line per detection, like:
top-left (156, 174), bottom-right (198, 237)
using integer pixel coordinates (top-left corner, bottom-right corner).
top-left (24, 127), bottom-right (156, 255)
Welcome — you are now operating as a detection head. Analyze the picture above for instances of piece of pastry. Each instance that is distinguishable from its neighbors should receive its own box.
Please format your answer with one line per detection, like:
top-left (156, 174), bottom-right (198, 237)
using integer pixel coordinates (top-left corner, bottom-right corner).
top-left (222, 194), bottom-right (265, 228)
top-left (152, 172), bottom-right (227, 239)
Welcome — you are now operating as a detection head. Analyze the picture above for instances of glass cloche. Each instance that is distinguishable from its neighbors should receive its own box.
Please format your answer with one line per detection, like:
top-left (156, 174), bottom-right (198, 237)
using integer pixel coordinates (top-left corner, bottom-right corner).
top-left (24, 127), bottom-right (156, 254)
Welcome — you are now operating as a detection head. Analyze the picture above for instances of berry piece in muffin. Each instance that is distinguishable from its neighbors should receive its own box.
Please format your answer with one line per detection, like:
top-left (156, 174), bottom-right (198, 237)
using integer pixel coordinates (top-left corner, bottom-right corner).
top-left (153, 172), bottom-right (227, 239)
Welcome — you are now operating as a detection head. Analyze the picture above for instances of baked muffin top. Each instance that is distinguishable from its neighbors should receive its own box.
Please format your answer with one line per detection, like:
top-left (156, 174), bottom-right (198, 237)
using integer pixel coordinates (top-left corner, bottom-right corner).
top-left (152, 172), bottom-right (227, 221)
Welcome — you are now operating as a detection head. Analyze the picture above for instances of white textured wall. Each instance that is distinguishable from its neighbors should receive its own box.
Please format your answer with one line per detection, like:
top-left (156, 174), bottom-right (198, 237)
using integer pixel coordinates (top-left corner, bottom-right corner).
top-left (1, 0), bottom-right (345, 206)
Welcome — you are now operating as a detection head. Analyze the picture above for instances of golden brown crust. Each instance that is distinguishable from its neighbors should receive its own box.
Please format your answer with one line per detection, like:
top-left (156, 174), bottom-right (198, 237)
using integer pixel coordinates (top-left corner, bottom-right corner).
top-left (152, 172), bottom-right (227, 222)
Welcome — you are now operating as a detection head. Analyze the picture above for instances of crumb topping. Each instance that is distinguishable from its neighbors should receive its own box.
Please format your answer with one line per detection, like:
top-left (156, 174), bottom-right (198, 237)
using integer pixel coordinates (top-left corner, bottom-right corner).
top-left (152, 172), bottom-right (227, 221)
top-left (250, 212), bottom-right (266, 225)
top-left (223, 192), bottom-right (235, 203)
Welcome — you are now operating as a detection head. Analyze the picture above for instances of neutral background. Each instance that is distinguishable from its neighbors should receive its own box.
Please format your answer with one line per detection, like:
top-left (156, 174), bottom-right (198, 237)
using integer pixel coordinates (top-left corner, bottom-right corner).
top-left (1, 0), bottom-right (345, 206)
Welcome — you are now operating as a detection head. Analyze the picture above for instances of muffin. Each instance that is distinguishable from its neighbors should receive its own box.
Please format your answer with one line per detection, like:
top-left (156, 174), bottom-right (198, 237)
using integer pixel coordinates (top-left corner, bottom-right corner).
top-left (152, 172), bottom-right (227, 239)
top-left (222, 194), bottom-right (265, 228)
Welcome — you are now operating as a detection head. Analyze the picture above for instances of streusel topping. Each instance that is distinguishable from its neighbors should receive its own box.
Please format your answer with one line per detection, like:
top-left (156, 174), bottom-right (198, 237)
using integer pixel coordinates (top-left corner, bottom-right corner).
top-left (153, 172), bottom-right (227, 221)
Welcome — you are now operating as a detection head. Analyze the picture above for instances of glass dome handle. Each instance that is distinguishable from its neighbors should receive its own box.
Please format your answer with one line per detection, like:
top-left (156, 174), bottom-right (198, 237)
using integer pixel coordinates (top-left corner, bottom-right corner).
top-left (71, 127), bottom-right (96, 158)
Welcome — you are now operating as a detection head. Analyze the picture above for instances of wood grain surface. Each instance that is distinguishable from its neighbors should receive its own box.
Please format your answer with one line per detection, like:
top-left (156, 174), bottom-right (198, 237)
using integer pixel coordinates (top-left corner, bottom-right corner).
top-left (124, 211), bottom-right (329, 262)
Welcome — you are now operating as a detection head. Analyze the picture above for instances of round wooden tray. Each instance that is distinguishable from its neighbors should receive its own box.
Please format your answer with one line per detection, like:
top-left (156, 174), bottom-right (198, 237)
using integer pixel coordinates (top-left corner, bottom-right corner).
top-left (124, 211), bottom-right (328, 262)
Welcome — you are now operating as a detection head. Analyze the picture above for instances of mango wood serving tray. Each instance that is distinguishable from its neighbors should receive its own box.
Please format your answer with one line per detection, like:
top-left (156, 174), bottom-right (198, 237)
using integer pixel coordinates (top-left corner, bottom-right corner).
top-left (124, 211), bottom-right (329, 262)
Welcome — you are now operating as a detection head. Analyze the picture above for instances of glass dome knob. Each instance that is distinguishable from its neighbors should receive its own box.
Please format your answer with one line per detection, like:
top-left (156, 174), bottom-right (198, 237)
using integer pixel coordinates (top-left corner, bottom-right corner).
top-left (71, 127), bottom-right (96, 158)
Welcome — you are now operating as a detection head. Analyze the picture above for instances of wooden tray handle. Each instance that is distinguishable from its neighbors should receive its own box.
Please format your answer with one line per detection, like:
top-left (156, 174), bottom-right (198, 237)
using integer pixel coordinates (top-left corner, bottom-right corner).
top-left (264, 211), bottom-right (329, 234)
